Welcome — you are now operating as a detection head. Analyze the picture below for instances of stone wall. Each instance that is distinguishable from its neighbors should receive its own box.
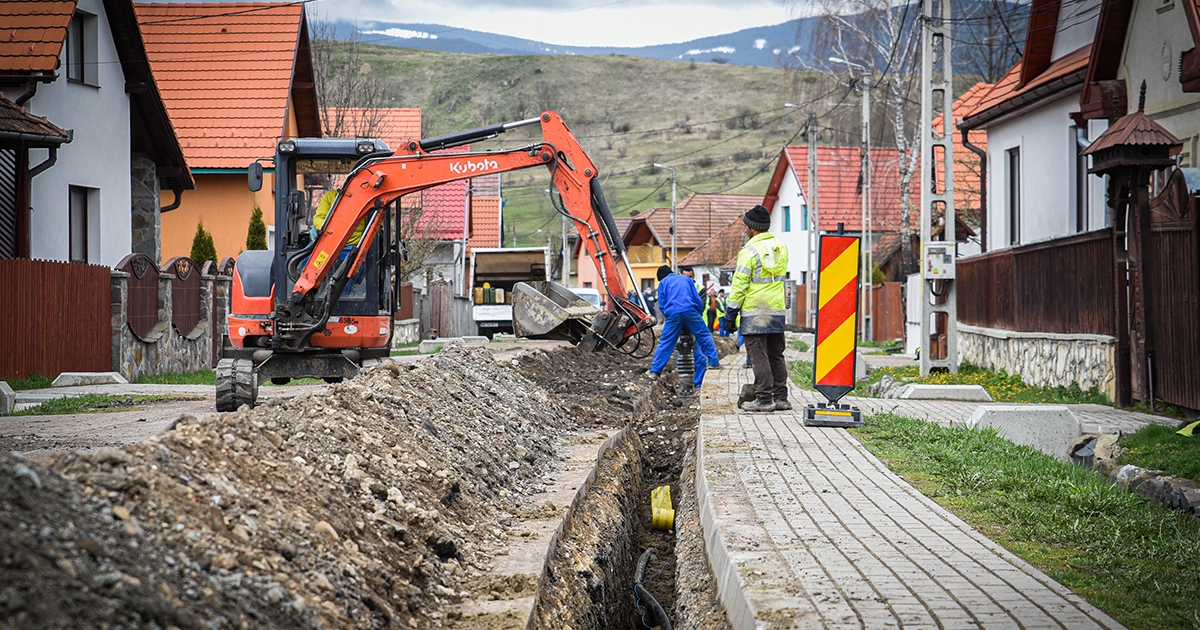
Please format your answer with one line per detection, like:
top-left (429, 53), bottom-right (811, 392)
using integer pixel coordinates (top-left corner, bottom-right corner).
top-left (111, 270), bottom-right (230, 381)
top-left (958, 323), bottom-right (1116, 401)
top-left (129, 154), bottom-right (161, 262)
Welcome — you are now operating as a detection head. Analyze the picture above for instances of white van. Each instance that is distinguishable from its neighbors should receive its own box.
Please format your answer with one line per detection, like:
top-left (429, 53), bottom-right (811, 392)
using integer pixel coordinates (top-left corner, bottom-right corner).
top-left (571, 287), bottom-right (604, 309)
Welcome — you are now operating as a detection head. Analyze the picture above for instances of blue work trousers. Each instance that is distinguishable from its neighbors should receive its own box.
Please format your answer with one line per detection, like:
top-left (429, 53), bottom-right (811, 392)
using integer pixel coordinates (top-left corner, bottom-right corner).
top-left (651, 310), bottom-right (720, 386)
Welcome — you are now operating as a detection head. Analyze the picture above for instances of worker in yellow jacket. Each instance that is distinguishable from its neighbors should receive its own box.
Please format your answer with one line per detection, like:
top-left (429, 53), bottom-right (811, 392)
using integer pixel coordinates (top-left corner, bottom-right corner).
top-left (725, 204), bottom-right (789, 412)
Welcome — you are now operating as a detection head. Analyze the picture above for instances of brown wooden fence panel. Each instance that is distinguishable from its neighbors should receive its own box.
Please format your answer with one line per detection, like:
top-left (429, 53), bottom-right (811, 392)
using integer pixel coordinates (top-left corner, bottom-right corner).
top-left (116, 253), bottom-right (160, 339)
top-left (164, 257), bottom-right (201, 335)
top-left (1014, 229), bottom-right (1114, 335)
top-left (958, 229), bottom-right (1113, 335)
top-left (957, 249), bottom-right (1015, 330)
top-left (871, 282), bottom-right (904, 342)
top-left (0, 259), bottom-right (110, 379)
top-left (1148, 228), bottom-right (1200, 409)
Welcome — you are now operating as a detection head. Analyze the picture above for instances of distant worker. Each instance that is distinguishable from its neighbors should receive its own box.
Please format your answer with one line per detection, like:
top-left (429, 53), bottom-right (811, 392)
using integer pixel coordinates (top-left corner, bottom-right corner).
top-left (648, 265), bottom-right (720, 386)
top-left (716, 289), bottom-right (729, 337)
top-left (725, 205), bottom-right (789, 412)
top-left (705, 285), bottom-right (720, 331)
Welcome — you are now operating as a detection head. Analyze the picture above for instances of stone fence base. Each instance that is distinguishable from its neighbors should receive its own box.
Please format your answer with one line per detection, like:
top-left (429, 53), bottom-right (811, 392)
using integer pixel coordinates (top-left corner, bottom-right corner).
top-left (392, 319), bottom-right (421, 346)
top-left (958, 323), bottom-right (1116, 401)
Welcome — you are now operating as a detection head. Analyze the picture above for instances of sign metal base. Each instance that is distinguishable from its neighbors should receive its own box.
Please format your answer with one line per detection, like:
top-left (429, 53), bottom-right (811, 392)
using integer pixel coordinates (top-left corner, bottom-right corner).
top-left (804, 402), bottom-right (864, 428)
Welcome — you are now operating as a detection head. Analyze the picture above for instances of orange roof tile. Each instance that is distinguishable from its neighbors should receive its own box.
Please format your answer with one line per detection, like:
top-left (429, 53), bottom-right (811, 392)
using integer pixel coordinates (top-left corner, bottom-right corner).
top-left (764, 146), bottom-right (915, 233)
top-left (963, 45), bottom-right (1091, 127)
top-left (933, 83), bottom-right (991, 221)
top-left (468, 198), bottom-right (501, 250)
top-left (0, 1), bottom-right (74, 73)
top-left (135, 2), bottom-right (312, 169)
top-left (322, 107), bottom-right (421, 148)
top-left (677, 217), bottom-right (746, 267)
top-left (625, 192), bottom-right (758, 250)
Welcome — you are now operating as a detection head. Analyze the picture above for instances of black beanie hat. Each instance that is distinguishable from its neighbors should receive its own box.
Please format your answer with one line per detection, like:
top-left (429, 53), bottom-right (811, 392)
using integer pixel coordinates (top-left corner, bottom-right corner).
top-left (656, 264), bottom-right (673, 281)
top-left (743, 204), bottom-right (771, 232)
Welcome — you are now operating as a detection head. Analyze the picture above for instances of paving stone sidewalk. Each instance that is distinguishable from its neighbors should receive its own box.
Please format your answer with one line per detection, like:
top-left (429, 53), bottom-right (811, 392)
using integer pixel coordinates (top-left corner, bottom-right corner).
top-left (695, 357), bottom-right (1137, 630)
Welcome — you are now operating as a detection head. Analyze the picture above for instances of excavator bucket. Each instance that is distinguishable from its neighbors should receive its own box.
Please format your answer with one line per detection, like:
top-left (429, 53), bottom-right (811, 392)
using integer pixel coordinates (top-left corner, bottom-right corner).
top-left (511, 281), bottom-right (599, 344)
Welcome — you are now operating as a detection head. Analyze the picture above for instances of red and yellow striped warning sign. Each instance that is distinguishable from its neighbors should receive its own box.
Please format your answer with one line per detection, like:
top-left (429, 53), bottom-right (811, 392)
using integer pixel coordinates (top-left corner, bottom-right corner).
top-left (813, 234), bottom-right (860, 403)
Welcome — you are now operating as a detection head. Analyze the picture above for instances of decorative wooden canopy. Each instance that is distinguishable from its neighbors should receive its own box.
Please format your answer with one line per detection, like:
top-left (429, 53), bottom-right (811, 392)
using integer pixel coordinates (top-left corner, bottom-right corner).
top-left (1083, 82), bottom-right (1182, 175)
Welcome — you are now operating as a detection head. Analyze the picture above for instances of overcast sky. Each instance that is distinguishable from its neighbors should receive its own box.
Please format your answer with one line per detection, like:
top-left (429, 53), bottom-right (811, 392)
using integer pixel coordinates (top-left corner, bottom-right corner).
top-left (309, 0), bottom-right (804, 48)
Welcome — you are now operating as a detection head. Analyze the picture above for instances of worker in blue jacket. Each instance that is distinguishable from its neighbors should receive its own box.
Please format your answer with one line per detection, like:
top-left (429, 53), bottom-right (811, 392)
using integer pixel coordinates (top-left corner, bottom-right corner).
top-left (648, 265), bottom-right (720, 386)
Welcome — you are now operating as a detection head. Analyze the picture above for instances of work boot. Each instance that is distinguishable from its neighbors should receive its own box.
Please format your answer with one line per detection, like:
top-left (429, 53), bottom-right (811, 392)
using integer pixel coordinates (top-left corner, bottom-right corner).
top-left (646, 371), bottom-right (660, 381)
top-left (709, 362), bottom-right (722, 370)
top-left (742, 399), bottom-right (775, 413)
top-left (773, 399), bottom-right (793, 411)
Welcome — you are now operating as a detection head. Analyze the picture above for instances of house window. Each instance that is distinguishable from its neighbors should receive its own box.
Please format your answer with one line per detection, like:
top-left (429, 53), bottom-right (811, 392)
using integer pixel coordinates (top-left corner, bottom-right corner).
top-left (1007, 148), bottom-right (1021, 246)
top-left (66, 11), bottom-right (98, 86)
top-left (801, 203), bottom-right (809, 232)
top-left (783, 205), bottom-right (791, 232)
top-left (1073, 127), bottom-right (1089, 233)
top-left (69, 186), bottom-right (90, 263)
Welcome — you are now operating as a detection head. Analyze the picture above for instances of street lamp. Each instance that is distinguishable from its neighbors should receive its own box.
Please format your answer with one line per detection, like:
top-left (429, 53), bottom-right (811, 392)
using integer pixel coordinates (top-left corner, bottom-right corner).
top-left (830, 56), bottom-right (873, 342)
top-left (652, 163), bottom-right (678, 271)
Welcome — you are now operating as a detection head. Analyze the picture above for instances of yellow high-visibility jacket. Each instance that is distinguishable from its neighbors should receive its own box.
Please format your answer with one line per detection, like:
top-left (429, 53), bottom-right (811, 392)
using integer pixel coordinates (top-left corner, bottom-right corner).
top-left (727, 232), bottom-right (788, 334)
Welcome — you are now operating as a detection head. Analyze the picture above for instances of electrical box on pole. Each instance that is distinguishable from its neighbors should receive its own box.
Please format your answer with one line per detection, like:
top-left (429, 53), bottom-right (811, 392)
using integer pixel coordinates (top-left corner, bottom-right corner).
top-left (920, 0), bottom-right (958, 375)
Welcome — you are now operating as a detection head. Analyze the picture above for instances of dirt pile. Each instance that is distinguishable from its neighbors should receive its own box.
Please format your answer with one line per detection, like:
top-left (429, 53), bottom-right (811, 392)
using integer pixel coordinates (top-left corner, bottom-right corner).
top-left (0, 345), bottom-right (647, 629)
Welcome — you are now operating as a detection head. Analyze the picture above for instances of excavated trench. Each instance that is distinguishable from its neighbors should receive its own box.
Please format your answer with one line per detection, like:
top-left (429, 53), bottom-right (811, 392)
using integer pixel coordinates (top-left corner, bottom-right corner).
top-left (526, 349), bottom-right (732, 630)
top-left (0, 342), bottom-right (730, 630)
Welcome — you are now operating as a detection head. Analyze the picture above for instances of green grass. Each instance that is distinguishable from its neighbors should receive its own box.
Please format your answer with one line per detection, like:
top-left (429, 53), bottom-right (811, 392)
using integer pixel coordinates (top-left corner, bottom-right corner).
top-left (852, 413), bottom-right (1200, 630)
top-left (1118, 423), bottom-right (1200, 484)
top-left (4, 394), bottom-right (185, 417)
top-left (4, 374), bottom-right (54, 390)
top-left (787, 339), bottom-right (810, 353)
top-left (134, 370), bottom-right (215, 385)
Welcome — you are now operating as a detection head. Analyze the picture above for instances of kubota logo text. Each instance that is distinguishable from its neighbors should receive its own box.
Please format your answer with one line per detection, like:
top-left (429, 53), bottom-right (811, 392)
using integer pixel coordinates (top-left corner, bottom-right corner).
top-left (449, 159), bottom-right (499, 174)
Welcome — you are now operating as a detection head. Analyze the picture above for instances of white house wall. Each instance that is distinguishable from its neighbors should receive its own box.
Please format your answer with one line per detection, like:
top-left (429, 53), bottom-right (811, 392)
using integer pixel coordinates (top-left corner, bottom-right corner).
top-left (985, 92), bottom-right (1099, 247)
top-left (1118, 0), bottom-right (1200, 162)
top-left (767, 162), bottom-right (812, 284)
top-left (25, 0), bottom-right (132, 268)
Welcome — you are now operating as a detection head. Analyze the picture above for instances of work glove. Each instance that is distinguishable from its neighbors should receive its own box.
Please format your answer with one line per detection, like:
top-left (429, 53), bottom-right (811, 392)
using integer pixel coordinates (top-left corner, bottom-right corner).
top-left (724, 308), bottom-right (740, 334)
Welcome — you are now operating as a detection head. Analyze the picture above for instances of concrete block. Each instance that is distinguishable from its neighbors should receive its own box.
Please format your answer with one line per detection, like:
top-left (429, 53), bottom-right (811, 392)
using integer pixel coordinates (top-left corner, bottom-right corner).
top-left (856, 351), bottom-right (868, 380)
top-left (898, 384), bottom-right (993, 402)
top-left (418, 338), bottom-right (456, 354)
top-left (967, 405), bottom-right (1081, 461)
top-left (0, 381), bottom-right (13, 415)
top-left (799, 332), bottom-right (815, 348)
top-left (51, 372), bottom-right (129, 387)
top-left (461, 336), bottom-right (489, 347)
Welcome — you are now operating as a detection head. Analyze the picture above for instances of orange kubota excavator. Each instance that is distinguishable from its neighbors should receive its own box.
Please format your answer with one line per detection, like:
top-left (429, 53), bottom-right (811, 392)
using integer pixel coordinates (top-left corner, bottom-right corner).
top-left (216, 111), bottom-right (655, 410)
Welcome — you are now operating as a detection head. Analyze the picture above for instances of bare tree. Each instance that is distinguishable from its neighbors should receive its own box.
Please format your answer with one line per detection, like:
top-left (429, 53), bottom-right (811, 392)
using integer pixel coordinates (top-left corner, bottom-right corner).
top-left (805, 0), bottom-right (924, 274)
top-left (955, 0), bottom-right (1027, 83)
top-left (309, 16), bottom-right (389, 138)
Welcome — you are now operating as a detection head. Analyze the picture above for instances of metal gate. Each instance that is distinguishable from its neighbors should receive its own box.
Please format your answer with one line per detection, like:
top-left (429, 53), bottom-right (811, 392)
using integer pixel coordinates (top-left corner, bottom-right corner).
top-left (1147, 170), bottom-right (1200, 410)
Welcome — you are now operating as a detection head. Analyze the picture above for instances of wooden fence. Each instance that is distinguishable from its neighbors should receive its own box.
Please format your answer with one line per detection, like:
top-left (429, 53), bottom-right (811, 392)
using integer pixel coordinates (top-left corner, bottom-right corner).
top-left (958, 229), bottom-right (1115, 335)
top-left (870, 282), bottom-right (905, 342)
top-left (0, 259), bottom-right (111, 379)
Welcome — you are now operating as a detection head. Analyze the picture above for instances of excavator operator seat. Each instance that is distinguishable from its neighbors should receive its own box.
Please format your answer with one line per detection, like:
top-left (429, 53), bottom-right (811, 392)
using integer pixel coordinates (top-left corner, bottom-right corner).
top-left (236, 250), bottom-right (275, 298)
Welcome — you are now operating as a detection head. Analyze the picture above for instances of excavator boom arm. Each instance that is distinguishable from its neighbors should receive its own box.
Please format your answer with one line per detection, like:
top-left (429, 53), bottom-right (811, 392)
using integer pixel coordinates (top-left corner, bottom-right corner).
top-left (276, 111), bottom-right (652, 349)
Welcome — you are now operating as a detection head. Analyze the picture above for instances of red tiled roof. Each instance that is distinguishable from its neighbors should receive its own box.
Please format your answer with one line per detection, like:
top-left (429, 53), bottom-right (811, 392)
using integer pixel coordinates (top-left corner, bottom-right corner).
top-left (0, 1), bottom-right (74, 73)
top-left (677, 217), bottom-right (745, 267)
top-left (763, 146), bottom-right (914, 232)
top-left (417, 145), bottom-right (470, 241)
top-left (322, 107), bottom-right (421, 148)
top-left (962, 45), bottom-right (1091, 127)
top-left (625, 192), bottom-right (757, 249)
top-left (135, 2), bottom-right (316, 169)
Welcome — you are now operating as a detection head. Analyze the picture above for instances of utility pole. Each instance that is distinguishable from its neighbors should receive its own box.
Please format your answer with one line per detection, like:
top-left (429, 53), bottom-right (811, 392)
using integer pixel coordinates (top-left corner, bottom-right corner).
top-left (653, 163), bottom-right (678, 270)
top-left (920, 0), bottom-right (958, 375)
top-left (807, 111), bottom-right (820, 329)
top-left (831, 56), bottom-right (872, 342)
